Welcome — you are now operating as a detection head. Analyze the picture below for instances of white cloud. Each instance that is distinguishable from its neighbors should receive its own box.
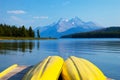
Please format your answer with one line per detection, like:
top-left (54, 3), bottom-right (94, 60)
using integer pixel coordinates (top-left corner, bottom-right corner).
top-left (10, 16), bottom-right (35, 27)
top-left (33, 16), bottom-right (48, 19)
top-left (7, 10), bottom-right (26, 14)
top-left (11, 16), bottom-right (21, 21)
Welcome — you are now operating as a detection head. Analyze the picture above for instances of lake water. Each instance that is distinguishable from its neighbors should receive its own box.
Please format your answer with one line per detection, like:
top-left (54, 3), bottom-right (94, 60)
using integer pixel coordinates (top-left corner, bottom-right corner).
top-left (0, 39), bottom-right (120, 80)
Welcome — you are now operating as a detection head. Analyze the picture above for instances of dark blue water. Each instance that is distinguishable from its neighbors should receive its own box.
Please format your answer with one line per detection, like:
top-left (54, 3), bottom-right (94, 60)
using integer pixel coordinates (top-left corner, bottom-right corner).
top-left (0, 39), bottom-right (120, 80)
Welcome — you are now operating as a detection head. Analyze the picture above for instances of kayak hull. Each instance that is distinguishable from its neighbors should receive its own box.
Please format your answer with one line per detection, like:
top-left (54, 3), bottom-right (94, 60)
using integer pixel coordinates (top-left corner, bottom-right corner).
top-left (22, 56), bottom-right (64, 80)
top-left (61, 56), bottom-right (107, 80)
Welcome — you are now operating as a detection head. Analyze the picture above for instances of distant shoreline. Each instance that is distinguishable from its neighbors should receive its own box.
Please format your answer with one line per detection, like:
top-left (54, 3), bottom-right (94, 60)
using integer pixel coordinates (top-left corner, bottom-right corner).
top-left (0, 37), bottom-right (56, 40)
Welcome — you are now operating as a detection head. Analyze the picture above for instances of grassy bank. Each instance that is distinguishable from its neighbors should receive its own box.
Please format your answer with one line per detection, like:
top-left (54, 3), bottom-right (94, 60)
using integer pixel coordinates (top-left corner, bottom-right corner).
top-left (0, 37), bottom-right (56, 40)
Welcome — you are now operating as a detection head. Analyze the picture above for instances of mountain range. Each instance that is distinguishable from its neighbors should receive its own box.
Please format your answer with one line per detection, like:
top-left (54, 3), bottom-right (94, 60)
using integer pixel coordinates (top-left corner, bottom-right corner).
top-left (34, 17), bottom-right (102, 38)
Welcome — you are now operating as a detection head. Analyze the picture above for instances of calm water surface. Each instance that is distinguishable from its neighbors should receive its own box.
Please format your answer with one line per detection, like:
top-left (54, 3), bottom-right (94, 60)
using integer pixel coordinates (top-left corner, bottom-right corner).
top-left (0, 39), bottom-right (120, 80)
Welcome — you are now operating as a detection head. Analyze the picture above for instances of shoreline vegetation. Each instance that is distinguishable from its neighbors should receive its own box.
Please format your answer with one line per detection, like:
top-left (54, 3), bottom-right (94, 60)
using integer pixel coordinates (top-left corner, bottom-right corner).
top-left (0, 23), bottom-right (56, 40)
top-left (0, 24), bottom-right (34, 38)
top-left (62, 27), bottom-right (120, 38)
top-left (0, 37), bottom-right (56, 40)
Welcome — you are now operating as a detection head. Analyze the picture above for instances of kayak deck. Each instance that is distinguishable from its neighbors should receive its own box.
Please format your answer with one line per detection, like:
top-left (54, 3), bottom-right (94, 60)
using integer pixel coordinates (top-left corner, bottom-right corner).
top-left (0, 66), bottom-right (32, 80)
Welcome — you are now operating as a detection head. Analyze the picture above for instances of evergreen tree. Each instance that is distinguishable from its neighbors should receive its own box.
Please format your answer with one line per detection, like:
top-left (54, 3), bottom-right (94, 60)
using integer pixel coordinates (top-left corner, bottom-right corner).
top-left (37, 30), bottom-right (40, 38)
top-left (29, 26), bottom-right (34, 37)
top-left (11, 25), bottom-right (18, 37)
top-left (21, 25), bottom-right (27, 37)
top-left (0, 26), bottom-right (4, 36)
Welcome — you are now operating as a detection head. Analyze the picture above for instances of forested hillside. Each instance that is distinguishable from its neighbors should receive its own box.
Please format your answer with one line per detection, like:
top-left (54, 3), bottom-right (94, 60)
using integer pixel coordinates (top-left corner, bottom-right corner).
top-left (0, 24), bottom-right (34, 37)
top-left (62, 27), bottom-right (120, 38)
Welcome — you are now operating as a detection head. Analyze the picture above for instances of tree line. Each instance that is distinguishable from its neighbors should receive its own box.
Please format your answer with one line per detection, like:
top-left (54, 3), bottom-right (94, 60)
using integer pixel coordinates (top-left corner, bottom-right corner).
top-left (62, 27), bottom-right (120, 38)
top-left (0, 24), bottom-right (34, 37)
top-left (63, 32), bottom-right (120, 38)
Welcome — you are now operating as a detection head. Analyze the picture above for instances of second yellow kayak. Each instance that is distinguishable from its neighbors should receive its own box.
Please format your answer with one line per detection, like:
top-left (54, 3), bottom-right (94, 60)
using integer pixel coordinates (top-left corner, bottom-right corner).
top-left (61, 56), bottom-right (107, 80)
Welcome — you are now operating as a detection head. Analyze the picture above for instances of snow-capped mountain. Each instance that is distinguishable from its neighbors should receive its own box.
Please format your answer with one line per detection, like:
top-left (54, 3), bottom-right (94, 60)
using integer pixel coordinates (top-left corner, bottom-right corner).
top-left (34, 17), bottom-right (102, 38)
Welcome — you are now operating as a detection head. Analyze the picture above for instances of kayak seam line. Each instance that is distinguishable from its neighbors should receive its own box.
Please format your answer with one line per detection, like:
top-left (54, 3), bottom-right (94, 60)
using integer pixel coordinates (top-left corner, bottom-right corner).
top-left (70, 57), bottom-right (83, 80)
top-left (40, 56), bottom-right (52, 77)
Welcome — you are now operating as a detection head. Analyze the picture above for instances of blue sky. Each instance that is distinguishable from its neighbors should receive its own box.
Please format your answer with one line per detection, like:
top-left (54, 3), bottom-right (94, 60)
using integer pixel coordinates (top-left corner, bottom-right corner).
top-left (0, 0), bottom-right (120, 28)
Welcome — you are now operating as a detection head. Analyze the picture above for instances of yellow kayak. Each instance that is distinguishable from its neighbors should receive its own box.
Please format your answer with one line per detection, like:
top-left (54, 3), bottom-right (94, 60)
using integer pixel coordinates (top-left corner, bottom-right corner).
top-left (0, 64), bottom-right (18, 78)
top-left (61, 56), bottom-right (107, 80)
top-left (22, 56), bottom-right (64, 80)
